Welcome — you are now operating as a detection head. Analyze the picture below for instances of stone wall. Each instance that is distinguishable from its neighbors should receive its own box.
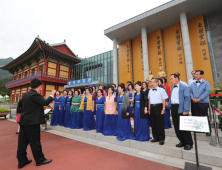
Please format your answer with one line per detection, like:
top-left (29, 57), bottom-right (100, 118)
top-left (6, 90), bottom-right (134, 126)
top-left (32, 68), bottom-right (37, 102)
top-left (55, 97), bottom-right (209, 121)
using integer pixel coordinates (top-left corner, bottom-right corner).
top-left (208, 12), bottom-right (222, 81)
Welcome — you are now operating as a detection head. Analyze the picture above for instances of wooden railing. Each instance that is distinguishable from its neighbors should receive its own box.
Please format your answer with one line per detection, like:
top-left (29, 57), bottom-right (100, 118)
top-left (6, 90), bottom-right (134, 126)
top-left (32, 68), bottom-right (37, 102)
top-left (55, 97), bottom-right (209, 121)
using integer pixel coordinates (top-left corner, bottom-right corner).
top-left (6, 72), bottom-right (72, 87)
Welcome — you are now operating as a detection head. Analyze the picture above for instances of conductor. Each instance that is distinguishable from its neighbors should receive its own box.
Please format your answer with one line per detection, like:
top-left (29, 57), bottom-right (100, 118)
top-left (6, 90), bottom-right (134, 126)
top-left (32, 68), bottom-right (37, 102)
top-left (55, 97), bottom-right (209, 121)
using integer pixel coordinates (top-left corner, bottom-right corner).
top-left (17, 79), bottom-right (56, 169)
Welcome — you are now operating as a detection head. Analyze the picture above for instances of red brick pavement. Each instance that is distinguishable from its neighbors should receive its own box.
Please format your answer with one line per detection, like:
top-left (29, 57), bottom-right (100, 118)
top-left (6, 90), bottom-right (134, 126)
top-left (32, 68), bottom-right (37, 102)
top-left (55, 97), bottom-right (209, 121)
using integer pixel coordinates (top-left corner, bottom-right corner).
top-left (0, 119), bottom-right (182, 170)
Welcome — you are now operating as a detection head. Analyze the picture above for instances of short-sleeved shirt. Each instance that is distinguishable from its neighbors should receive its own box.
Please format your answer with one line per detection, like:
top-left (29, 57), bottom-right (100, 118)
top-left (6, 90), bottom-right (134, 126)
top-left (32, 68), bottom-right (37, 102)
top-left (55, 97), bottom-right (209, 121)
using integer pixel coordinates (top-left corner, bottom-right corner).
top-left (148, 86), bottom-right (168, 104)
top-left (171, 83), bottom-right (180, 104)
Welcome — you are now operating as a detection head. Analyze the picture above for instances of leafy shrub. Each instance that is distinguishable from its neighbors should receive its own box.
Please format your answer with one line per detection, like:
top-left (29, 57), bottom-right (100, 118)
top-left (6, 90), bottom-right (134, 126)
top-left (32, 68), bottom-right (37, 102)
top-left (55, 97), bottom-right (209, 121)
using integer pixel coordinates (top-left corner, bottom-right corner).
top-left (0, 108), bottom-right (10, 112)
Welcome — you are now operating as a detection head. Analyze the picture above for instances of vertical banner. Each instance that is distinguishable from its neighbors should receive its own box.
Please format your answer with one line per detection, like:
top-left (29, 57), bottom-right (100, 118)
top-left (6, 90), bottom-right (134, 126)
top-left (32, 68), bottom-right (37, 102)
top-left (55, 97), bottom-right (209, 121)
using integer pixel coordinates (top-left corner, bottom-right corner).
top-left (132, 36), bottom-right (144, 83)
top-left (148, 29), bottom-right (166, 78)
top-left (188, 15), bottom-right (214, 86)
top-left (163, 23), bottom-right (187, 87)
top-left (118, 39), bottom-right (132, 85)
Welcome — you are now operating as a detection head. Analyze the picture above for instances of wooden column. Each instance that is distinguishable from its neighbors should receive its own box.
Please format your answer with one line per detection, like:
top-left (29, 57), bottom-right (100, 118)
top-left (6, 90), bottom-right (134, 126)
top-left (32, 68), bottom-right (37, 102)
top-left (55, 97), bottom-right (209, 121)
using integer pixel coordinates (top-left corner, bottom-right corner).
top-left (26, 84), bottom-right (29, 92)
top-left (19, 86), bottom-right (22, 100)
top-left (55, 83), bottom-right (58, 91)
top-left (28, 66), bottom-right (31, 76)
top-left (68, 66), bottom-right (72, 79)
top-left (56, 63), bottom-right (60, 77)
top-left (10, 89), bottom-right (12, 102)
top-left (41, 81), bottom-right (46, 97)
top-left (13, 88), bottom-right (16, 102)
top-left (43, 58), bottom-right (48, 75)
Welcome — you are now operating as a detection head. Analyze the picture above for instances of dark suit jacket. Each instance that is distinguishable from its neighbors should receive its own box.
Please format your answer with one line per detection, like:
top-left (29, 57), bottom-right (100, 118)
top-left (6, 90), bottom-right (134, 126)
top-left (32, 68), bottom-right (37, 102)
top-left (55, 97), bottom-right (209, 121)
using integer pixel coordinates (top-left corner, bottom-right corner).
top-left (17, 99), bottom-right (22, 114)
top-left (19, 89), bottom-right (54, 125)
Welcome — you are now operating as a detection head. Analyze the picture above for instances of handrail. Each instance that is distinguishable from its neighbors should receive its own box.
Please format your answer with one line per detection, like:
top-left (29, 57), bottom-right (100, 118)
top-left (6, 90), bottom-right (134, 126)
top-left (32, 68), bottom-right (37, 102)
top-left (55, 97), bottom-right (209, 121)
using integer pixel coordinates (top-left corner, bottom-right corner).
top-left (6, 72), bottom-right (72, 87)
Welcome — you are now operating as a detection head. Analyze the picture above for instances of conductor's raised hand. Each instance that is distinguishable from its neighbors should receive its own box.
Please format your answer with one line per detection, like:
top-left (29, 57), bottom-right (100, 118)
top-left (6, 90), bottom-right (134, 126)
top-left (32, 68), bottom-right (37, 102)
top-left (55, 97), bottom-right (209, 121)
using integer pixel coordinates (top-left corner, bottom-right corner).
top-left (50, 90), bottom-right (56, 96)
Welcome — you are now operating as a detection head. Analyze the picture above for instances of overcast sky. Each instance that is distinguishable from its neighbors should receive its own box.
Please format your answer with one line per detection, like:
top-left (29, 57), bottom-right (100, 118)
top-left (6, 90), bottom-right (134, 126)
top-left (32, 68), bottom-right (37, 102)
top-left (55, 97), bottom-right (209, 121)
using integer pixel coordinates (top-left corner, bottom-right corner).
top-left (0, 0), bottom-right (170, 59)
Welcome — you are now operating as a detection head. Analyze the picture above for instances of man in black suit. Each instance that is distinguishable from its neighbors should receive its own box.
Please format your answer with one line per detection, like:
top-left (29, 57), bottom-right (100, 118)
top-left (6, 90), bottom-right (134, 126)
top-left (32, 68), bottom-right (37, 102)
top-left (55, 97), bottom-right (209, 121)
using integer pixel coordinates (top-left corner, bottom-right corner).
top-left (17, 79), bottom-right (56, 169)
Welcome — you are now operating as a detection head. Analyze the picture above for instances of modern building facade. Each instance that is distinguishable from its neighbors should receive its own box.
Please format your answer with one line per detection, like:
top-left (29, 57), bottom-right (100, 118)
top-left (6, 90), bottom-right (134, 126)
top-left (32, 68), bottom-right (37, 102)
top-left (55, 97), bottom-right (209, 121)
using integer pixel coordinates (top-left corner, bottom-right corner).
top-left (1, 37), bottom-right (81, 102)
top-left (104, 0), bottom-right (222, 87)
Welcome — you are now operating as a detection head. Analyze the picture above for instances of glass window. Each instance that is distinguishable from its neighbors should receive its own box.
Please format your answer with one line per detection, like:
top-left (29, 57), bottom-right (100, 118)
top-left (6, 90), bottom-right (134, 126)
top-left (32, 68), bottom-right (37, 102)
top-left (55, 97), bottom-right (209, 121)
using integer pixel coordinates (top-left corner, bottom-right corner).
top-left (104, 67), bottom-right (107, 75)
top-left (98, 54), bottom-right (100, 60)
top-left (100, 54), bottom-right (104, 60)
top-left (108, 66), bottom-right (111, 75)
top-left (111, 50), bottom-right (113, 57)
top-left (108, 51), bottom-right (111, 57)
top-left (98, 77), bottom-right (100, 81)
top-left (104, 58), bottom-right (107, 67)
top-left (104, 53), bottom-right (107, 59)
top-left (104, 76), bottom-right (107, 84)
top-left (95, 55), bottom-right (97, 61)
top-left (100, 76), bottom-right (103, 82)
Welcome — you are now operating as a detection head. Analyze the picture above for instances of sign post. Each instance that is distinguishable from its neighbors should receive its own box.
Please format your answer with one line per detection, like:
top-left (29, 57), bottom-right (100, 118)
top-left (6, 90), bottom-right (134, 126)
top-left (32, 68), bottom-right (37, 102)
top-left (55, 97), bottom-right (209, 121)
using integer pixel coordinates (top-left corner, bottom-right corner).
top-left (180, 116), bottom-right (212, 170)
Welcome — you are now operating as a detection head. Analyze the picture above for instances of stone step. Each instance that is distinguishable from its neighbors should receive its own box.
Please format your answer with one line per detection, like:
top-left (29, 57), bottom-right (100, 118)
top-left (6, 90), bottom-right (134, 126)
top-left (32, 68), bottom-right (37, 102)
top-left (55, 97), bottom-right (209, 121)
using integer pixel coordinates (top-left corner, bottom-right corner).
top-left (47, 124), bottom-right (222, 168)
top-left (152, 126), bottom-right (222, 143)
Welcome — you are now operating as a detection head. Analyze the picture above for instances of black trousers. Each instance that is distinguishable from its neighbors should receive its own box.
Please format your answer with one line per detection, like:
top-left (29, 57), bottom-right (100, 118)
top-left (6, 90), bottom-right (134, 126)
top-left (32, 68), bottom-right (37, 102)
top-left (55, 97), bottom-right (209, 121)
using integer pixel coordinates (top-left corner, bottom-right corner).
top-left (191, 100), bottom-right (195, 116)
top-left (150, 104), bottom-right (165, 141)
top-left (193, 103), bottom-right (212, 133)
top-left (17, 124), bottom-right (46, 165)
top-left (171, 104), bottom-right (193, 145)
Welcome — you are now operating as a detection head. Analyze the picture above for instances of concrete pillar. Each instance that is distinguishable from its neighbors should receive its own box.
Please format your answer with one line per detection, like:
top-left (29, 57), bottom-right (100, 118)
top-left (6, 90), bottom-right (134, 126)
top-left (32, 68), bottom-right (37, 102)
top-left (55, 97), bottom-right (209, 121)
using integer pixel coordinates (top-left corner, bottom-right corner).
top-left (141, 27), bottom-right (149, 81)
top-left (113, 38), bottom-right (118, 85)
top-left (180, 12), bottom-right (194, 81)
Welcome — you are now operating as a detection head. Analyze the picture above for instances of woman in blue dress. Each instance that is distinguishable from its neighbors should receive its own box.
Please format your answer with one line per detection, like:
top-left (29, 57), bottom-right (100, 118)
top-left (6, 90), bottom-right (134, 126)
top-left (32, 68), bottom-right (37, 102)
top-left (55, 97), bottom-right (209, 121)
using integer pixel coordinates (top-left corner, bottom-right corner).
top-left (131, 81), bottom-right (151, 141)
top-left (96, 89), bottom-right (106, 132)
top-left (59, 90), bottom-right (68, 126)
top-left (64, 91), bottom-right (73, 128)
top-left (116, 83), bottom-right (132, 141)
top-left (128, 84), bottom-right (134, 118)
top-left (70, 89), bottom-right (83, 129)
top-left (50, 91), bottom-right (61, 126)
top-left (103, 86), bottom-right (118, 136)
top-left (80, 87), bottom-right (96, 131)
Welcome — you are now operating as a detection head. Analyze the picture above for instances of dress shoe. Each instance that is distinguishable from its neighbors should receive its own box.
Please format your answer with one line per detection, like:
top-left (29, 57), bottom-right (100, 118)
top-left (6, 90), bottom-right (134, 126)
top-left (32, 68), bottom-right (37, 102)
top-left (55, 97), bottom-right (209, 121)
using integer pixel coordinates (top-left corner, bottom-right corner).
top-left (159, 141), bottom-right (164, 145)
top-left (184, 145), bottom-right (193, 150)
top-left (36, 159), bottom-right (52, 166)
top-left (176, 142), bottom-right (186, 147)
top-left (18, 159), bottom-right (32, 169)
top-left (151, 139), bottom-right (159, 143)
top-left (206, 133), bottom-right (211, 136)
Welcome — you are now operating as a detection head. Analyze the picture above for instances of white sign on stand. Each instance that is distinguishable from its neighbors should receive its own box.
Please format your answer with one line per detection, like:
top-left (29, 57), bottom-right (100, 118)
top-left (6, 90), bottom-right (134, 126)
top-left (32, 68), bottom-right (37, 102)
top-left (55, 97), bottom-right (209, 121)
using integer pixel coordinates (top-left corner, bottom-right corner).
top-left (180, 116), bottom-right (210, 133)
top-left (44, 109), bottom-right (51, 115)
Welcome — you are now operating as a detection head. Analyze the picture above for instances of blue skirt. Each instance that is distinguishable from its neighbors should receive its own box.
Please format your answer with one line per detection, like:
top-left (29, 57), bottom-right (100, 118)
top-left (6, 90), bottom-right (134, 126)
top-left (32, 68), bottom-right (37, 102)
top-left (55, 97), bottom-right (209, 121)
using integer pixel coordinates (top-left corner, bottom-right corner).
top-left (164, 108), bottom-right (172, 129)
top-left (50, 105), bottom-right (60, 126)
top-left (64, 105), bottom-right (71, 128)
top-left (70, 112), bottom-right (83, 129)
top-left (96, 105), bottom-right (105, 133)
top-left (116, 104), bottom-right (132, 141)
top-left (102, 114), bottom-right (118, 136)
top-left (131, 103), bottom-right (151, 141)
top-left (129, 106), bottom-right (134, 118)
top-left (83, 103), bottom-right (96, 131)
top-left (59, 105), bottom-right (65, 126)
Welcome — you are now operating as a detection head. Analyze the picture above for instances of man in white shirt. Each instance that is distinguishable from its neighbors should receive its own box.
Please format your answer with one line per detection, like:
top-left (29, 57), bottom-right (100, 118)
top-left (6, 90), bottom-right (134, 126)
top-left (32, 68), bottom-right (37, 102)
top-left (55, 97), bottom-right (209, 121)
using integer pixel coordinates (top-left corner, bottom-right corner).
top-left (188, 70), bottom-right (196, 116)
top-left (148, 78), bottom-right (168, 145)
top-left (188, 70), bottom-right (196, 88)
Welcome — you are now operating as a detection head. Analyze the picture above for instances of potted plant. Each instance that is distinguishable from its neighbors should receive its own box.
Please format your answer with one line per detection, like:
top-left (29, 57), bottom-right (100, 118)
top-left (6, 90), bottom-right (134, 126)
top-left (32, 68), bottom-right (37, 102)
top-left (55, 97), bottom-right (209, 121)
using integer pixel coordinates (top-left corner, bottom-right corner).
top-left (0, 108), bottom-right (10, 119)
top-left (210, 88), bottom-right (216, 99)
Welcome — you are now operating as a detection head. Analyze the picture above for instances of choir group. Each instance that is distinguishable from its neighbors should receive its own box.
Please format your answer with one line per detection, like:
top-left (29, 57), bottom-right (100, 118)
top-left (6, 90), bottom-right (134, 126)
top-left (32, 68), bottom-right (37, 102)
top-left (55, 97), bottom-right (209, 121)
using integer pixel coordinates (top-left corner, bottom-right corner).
top-left (50, 70), bottom-right (211, 151)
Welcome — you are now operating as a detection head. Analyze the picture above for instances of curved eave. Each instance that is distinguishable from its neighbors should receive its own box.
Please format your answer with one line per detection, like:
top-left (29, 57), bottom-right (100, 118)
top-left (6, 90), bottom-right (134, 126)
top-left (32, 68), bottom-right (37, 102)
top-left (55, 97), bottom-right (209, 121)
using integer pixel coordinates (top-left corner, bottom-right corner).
top-left (37, 39), bottom-right (82, 63)
top-left (2, 38), bottom-right (82, 71)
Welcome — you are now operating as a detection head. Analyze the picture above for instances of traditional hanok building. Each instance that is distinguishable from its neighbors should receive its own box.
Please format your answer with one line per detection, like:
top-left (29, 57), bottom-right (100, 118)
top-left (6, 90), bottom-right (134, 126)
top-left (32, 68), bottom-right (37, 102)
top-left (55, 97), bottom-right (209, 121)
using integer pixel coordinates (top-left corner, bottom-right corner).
top-left (1, 37), bottom-right (81, 102)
